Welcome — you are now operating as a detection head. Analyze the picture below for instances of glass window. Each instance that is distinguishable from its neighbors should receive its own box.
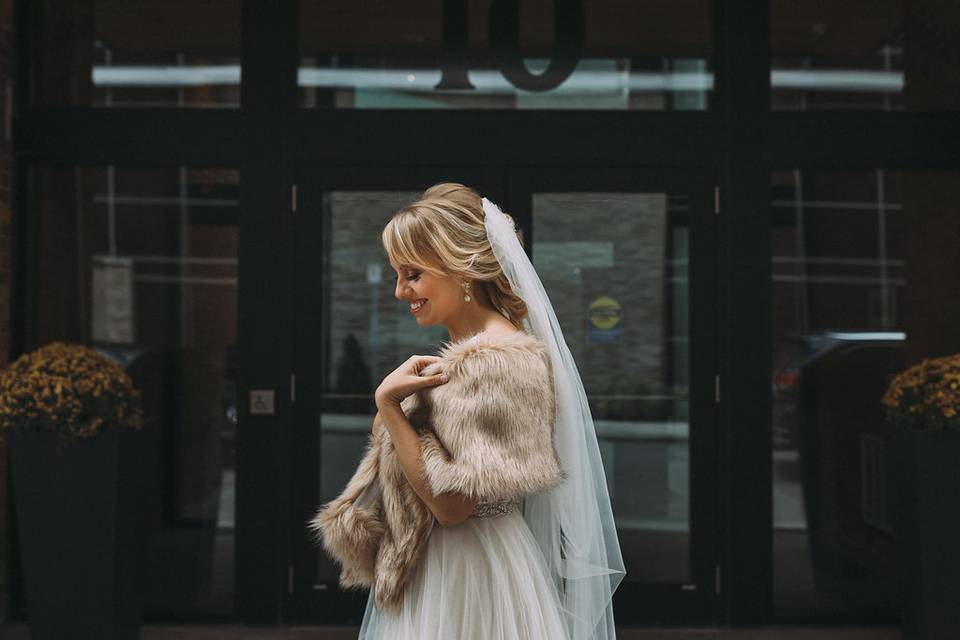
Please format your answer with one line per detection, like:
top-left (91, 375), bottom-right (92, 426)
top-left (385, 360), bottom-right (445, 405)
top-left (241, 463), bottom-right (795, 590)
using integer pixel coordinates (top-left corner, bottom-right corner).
top-left (532, 192), bottom-right (693, 584)
top-left (772, 1), bottom-right (960, 111)
top-left (33, 165), bottom-right (239, 615)
top-left (314, 191), bottom-right (444, 584)
top-left (31, 1), bottom-right (240, 108)
top-left (770, 168), bottom-right (960, 618)
top-left (299, 1), bottom-right (712, 110)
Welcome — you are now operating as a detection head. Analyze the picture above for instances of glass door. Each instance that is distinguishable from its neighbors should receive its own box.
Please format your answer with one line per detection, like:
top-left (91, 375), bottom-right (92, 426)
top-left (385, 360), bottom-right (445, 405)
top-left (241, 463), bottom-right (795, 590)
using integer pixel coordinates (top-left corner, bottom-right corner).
top-left (507, 168), bottom-right (719, 625)
top-left (288, 167), bottom-right (502, 625)
top-left (288, 166), bottom-right (719, 626)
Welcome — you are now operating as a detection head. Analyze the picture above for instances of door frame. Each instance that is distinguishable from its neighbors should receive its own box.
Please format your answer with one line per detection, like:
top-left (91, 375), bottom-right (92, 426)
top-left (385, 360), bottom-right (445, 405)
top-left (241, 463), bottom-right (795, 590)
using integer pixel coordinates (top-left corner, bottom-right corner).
top-left (288, 164), bottom-right (720, 626)
top-left (288, 166), bottom-right (504, 625)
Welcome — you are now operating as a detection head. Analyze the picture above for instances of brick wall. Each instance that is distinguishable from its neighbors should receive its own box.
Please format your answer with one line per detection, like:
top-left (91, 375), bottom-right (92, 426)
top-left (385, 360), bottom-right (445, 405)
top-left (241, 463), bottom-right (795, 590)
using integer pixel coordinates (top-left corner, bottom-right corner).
top-left (0, 0), bottom-right (13, 622)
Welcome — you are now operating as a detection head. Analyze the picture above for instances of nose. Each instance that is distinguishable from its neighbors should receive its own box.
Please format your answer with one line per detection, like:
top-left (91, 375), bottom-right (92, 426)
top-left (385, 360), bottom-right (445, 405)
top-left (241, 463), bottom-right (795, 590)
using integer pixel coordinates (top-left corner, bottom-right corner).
top-left (394, 278), bottom-right (408, 300)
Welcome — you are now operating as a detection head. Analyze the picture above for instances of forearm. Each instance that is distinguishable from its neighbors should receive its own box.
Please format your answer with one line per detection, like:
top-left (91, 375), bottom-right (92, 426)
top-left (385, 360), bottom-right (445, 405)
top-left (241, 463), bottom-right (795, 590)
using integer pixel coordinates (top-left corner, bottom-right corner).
top-left (375, 401), bottom-right (474, 525)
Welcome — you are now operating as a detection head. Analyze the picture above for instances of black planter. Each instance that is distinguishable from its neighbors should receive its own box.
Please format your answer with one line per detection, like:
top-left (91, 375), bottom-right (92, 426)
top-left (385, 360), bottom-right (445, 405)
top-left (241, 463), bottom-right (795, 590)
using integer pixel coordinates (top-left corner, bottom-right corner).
top-left (886, 428), bottom-right (960, 640)
top-left (9, 427), bottom-right (146, 640)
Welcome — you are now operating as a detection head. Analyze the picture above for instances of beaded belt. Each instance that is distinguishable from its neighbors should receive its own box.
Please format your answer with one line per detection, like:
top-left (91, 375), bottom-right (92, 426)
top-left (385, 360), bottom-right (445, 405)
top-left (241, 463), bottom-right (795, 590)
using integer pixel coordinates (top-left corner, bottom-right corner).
top-left (470, 499), bottom-right (521, 518)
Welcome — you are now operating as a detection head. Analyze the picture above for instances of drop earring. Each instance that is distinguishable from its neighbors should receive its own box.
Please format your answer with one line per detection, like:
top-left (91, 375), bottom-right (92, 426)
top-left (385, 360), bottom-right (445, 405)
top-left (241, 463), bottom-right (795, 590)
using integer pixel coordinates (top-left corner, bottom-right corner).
top-left (462, 281), bottom-right (472, 302)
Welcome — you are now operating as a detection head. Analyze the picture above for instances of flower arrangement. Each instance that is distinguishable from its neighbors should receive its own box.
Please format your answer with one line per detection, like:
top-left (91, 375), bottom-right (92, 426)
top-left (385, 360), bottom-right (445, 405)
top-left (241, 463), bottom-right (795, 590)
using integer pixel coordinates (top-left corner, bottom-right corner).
top-left (0, 341), bottom-right (143, 439)
top-left (881, 353), bottom-right (960, 432)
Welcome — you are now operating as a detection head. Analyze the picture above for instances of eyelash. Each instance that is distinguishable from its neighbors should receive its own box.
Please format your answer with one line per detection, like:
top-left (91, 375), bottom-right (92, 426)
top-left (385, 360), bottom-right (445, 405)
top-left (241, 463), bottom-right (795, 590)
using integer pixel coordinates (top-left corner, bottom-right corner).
top-left (393, 273), bottom-right (420, 282)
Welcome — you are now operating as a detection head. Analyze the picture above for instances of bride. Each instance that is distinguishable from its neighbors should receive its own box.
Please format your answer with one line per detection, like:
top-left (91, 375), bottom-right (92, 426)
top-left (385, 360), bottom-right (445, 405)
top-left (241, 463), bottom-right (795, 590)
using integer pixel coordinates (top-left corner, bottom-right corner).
top-left (310, 183), bottom-right (625, 639)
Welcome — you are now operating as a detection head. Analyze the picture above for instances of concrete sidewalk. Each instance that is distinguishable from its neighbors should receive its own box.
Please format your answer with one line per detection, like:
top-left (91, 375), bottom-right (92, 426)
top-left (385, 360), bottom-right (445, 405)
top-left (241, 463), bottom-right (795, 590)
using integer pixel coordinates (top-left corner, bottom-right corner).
top-left (0, 623), bottom-right (901, 639)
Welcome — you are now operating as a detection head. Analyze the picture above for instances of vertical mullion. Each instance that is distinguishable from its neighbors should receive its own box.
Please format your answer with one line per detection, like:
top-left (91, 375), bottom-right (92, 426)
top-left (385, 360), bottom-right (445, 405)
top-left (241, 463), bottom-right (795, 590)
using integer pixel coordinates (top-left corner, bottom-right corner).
top-left (237, 0), bottom-right (300, 624)
top-left (688, 177), bottom-right (722, 622)
top-left (714, 0), bottom-right (773, 626)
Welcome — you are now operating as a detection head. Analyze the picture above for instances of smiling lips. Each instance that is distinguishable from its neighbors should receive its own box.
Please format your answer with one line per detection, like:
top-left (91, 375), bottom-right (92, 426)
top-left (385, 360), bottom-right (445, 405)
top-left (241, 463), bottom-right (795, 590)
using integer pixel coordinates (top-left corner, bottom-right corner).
top-left (410, 299), bottom-right (427, 313)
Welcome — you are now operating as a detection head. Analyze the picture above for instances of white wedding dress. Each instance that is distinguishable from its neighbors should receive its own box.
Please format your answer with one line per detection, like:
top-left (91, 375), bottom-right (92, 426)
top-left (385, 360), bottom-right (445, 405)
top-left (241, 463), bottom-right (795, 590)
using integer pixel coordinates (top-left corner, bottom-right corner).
top-left (358, 499), bottom-right (569, 639)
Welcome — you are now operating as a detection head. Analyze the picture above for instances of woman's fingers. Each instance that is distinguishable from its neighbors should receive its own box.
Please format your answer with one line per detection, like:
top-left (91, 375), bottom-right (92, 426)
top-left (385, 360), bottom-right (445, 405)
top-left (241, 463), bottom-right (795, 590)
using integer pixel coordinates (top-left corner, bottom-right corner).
top-left (409, 355), bottom-right (442, 373)
top-left (419, 370), bottom-right (449, 386)
top-left (406, 356), bottom-right (448, 384)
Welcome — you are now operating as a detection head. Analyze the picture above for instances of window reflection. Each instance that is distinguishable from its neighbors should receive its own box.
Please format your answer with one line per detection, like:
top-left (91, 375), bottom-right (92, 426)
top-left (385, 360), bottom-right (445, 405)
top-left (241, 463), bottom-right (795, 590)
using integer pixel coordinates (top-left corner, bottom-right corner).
top-left (32, 1), bottom-right (241, 108)
top-left (770, 169), bottom-right (960, 619)
top-left (533, 192), bottom-right (691, 583)
top-left (34, 165), bottom-right (239, 615)
top-left (315, 191), bottom-right (445, 583)
top-left (772, 1), bottom-right (960, 111)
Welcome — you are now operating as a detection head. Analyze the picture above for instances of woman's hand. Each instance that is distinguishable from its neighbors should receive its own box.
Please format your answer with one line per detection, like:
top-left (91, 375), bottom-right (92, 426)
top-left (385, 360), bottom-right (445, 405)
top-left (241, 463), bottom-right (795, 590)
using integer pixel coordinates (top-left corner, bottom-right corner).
top-left (375, 355), bottom-right (449, 410)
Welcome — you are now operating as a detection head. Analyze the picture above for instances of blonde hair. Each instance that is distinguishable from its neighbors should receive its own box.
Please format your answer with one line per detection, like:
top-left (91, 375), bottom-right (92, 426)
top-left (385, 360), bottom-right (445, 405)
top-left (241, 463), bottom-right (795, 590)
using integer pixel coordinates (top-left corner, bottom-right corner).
top-left (381, 182), bottom-right (528, 329)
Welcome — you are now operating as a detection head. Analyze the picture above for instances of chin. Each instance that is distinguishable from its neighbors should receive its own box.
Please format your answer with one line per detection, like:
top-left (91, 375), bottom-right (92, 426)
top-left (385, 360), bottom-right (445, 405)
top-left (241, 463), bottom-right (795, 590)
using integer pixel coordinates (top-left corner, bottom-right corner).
top-left (418, 315), bottom-right (441, 327)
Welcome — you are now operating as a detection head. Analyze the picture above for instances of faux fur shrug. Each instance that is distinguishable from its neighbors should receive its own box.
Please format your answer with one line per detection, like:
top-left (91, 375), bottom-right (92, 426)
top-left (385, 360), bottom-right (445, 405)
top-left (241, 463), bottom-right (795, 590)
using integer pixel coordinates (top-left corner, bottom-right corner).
top-left (307, 329), bottom-right (566, 613)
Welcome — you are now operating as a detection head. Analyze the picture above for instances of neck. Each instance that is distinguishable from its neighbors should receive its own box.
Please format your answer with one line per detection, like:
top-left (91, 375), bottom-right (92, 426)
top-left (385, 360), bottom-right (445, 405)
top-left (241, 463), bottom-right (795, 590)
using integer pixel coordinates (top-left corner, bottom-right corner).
top-left (445, 308), bottom-right (517, 343)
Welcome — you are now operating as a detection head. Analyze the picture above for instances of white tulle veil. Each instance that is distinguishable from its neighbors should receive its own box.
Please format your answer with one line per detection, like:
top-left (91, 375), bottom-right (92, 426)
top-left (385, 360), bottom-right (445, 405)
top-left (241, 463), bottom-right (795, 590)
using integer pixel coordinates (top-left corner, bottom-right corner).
top-left (481, 196), bottom-right (626, 639)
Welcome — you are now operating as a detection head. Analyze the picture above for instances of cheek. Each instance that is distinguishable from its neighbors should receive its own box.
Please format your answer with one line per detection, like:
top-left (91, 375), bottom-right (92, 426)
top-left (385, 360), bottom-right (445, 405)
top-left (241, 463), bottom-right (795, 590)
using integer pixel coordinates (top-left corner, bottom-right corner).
top-left (417, 277), bottom-right (459, 309)
top-left (419, 280), bottom-right (446, 303)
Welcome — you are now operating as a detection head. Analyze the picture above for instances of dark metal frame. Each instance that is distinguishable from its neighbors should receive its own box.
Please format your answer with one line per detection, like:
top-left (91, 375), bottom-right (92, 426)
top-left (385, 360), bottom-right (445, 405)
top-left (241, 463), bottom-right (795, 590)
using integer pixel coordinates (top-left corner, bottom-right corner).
top-left (9, 0), bottom-right (958, 627)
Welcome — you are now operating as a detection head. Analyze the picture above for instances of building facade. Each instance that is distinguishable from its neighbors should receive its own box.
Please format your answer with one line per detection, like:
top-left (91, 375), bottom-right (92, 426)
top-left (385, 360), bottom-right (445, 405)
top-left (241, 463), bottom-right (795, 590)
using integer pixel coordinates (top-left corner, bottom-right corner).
top-left (2, 0), bottom-right (959, 629)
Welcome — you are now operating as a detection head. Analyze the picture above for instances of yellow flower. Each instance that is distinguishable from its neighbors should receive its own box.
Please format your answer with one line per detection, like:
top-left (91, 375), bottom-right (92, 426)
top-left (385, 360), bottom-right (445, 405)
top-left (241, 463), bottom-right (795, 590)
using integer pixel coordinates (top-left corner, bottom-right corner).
top-left (883, 353), bottom-right (960, 432)
top-left (0, 341), bottom-right (143, 438)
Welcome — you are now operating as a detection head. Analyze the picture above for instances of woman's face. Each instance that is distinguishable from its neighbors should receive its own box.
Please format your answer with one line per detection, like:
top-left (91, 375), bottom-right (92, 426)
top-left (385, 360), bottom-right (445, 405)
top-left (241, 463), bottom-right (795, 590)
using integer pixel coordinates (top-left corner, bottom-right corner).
top-left (390, 259), bottom-right (464, 327)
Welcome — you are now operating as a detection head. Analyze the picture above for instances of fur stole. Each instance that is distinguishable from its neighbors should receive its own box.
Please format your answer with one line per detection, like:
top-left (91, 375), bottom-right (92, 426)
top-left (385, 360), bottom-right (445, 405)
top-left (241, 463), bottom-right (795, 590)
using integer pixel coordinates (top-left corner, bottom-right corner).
top-left (307, 329), bottom-right (566, 613)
